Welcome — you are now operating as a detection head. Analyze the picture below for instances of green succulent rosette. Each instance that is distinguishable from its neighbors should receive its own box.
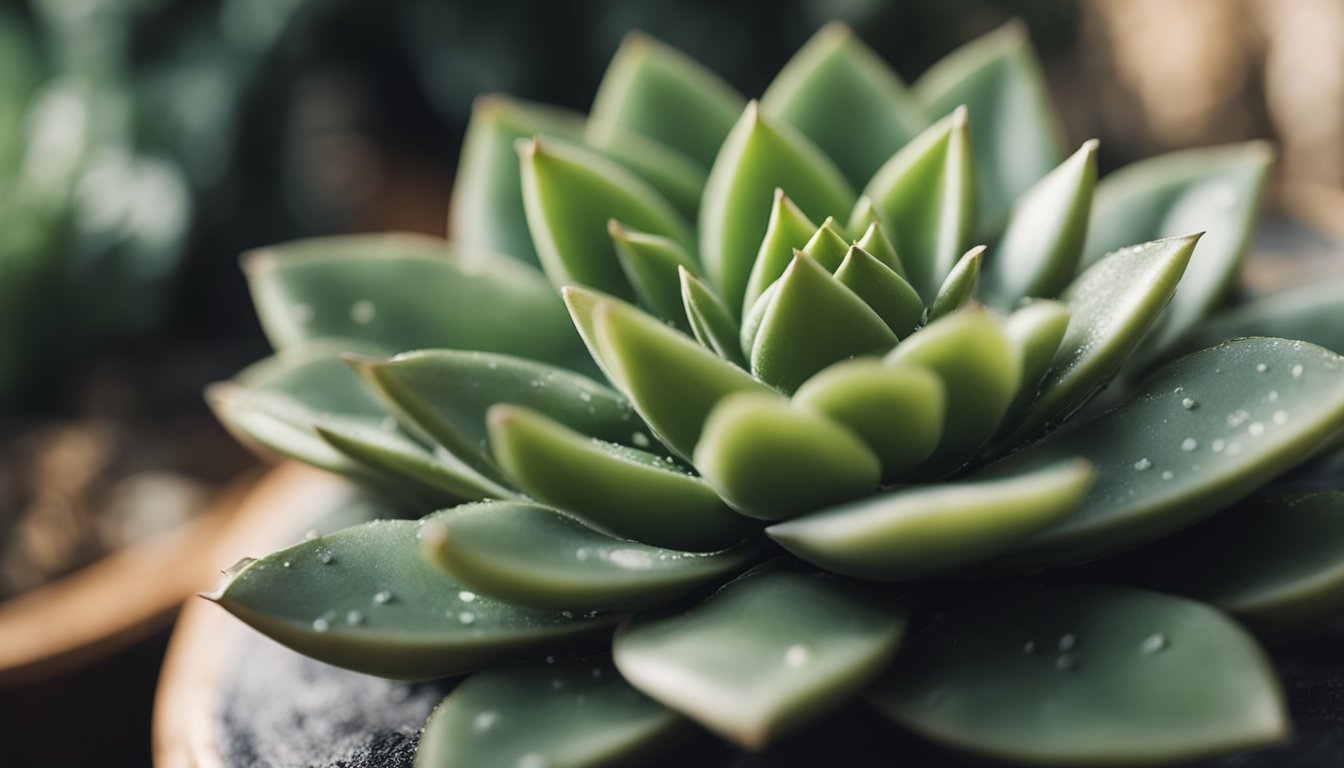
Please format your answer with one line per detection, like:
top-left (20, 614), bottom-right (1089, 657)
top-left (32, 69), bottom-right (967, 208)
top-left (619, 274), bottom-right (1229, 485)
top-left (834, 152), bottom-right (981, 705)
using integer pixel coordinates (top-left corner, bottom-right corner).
top-left (207, 21), bottom-right (1344, 767)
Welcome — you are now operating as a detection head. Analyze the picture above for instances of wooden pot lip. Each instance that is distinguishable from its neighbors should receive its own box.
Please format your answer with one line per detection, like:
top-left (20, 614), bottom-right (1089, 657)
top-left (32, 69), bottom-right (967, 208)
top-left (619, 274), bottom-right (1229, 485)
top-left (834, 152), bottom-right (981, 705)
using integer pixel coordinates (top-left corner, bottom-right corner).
top-left (152, 462), bottom-right (353, 768)
top-left (0, 467), bottom-right (266, 687)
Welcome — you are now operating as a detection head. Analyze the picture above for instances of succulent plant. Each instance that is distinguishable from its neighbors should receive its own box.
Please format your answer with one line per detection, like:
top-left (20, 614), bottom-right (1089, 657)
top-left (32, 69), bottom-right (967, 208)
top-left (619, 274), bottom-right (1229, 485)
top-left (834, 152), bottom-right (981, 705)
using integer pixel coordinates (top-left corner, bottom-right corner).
top-left (207, 21), bottom-right (1344, 767)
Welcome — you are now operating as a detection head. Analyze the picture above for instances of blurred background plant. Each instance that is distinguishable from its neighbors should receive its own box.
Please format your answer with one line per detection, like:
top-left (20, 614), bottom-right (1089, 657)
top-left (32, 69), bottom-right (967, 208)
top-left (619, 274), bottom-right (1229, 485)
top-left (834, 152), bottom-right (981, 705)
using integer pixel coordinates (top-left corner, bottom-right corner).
top-left (0, 0), bottom-right (1339, 766)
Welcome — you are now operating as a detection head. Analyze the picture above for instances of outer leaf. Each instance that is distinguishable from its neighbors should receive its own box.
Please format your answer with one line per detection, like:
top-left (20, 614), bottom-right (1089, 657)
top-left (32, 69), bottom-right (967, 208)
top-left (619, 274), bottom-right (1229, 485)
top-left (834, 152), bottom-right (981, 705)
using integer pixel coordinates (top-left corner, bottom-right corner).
top-left (1176, 278), bottom-right (1344, 359)
top-left (832, 246), bottom-right (924, 339)
top-left (926, 245), bottom-right (983, 323)
top-left (884, 308), bottom-right (1021, 476)
top-left (609, 220), bottom-right (699, 329)
top-left (589, 32), bottom-right (745, 168)
top-left (915, 21), bottom-right (1062, 236)
top-left (414, 659), bottom-right (684, 768)
top-left (585, 123), bottom-right (707, 217)
top-left (350, 350), bottom-right (643, 475)
top-left (422, 501), bottom-right (761, 611)
top-left (761, 22), bottom-right (927, 187)
top-left (992, 338), bottom-right (1344, 566)
top-left (742, 189), bottom-right (818, 316)
top-left (590, 296), bottom-right (771, 459)
top-left (792, 360), bottom-right (943, 482)
top-left (486, 405), bottom-right (754, 552)
top-left (680, 267), bottom-right (746, 367)
top-left (869, 584), bottom-right (1287, 765)
top-left (858, 107), bottom-right (973, 302)
top-left (999, 300), bottom-right (1071, 425)
top-left (768, 460), bottom-right (1092, 580)
top-left (1140, 492), bottom-right (1344, 635)
top-left (209, 519), bottom-right (618, 680)
top-left (1084, 143), bottom-right (1273, 355)
top-left (983, 140), bottom-right (1098, 309)
top-left (614, 569), bottom-right (907, 750)
top-left (694, 392), bottom-right (881, 520)
top-left (751, 254), bottom-right (898, 393)
top-left (1000, 234), bottom-right (1199, 449)
top-left (700, 102), bottom-right (856, 318)
top-left (448, 96), bottom-right (585, 268)
top-left (244, 234), bottom-right (580, 365)
top-left (520, 137), bottom-right (693, 300)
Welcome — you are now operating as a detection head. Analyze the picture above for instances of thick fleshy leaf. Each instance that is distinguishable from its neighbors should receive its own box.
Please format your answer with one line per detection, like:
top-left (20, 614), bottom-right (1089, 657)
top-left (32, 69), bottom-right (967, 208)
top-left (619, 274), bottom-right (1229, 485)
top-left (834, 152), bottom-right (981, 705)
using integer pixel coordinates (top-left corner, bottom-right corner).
top-left (350, 350), bottom-right (643, 476)
top-left (832, 246), bottom-right (924, 339)
top-left (1084, 143), bottom-right (1273, 355)
top-left (486, 405), bottom-right (754, 552)
top-left (869, 583), bottom-right (1287, 765)
top-left (1000, 234), bottom-right (1198, 448)
top-left (414, 659), bottom-right (684, 768)
top-left (585, 123), bottom-right (707, 218)
top-left (700, 102), bottom-right (856, 317)
top-left (854, 219), bottom-right (907, 278)
top-left (999, 300), bottom-right (1071, 425)
top-left (798, 217), bottom-right (850, 272)
top-left (751, 254), bottom-right (898, 393)
top-left (614, 569), bottom-right (907, 750)
top-left (742, 189), bottom-right (818, 315)
top-left (589, 32), bottom-right (745, 168)
top-left (449, 96), bottom-right (585, 267)
top-left (1139, 493), bottom-right (1344, 635)
top-left (422, 501), bottom-right (760, 611)
top-left (680, 267), bottom-right (746, 367)
top-left (244, 234), bottom-right (580, 365)
top-left (926, 245), bottom-right (983, 323)
top-left (915, 21), bottom-right (1062, 236)
top-left (1176, 278), bottom-right (1344, 359)
top-left (983, 140), bottom-right (1098, 309)
top-left (858, 108), bottom-right (973, 302)
top-left (739, 281), bottom-right (778, 359)
top-left (589, 295), bottom-right (771, 459)
top-left (761, 23), bottom-right (927, 187)
top-left (768, 460), bottom-right (1092, 580)
top-left (694, 392), bottom-right (881, 520)
top-left (792, 360), bottom-right (943, 482)
top-left (209, 519), bottom-right (618, 680)
top-left (884, 308), bottom-right (1021, 476)
top-left (992, 338), bottom-right (1344, 566)
top-left (520, 137), bottom-right (693, 300)
top-left (609, 220), bottom-right (699, 329)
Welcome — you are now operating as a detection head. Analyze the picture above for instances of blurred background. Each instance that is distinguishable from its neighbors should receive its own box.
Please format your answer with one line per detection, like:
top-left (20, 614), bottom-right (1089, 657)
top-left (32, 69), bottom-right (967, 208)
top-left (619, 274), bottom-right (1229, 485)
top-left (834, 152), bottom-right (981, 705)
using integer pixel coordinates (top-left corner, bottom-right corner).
top-left (0, 0), bottom-right (1339, 765)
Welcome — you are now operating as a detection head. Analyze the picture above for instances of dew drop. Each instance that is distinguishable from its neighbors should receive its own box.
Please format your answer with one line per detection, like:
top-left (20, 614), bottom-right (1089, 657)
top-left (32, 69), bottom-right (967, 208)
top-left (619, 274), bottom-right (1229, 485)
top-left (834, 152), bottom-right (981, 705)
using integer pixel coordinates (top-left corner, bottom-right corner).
top-left (1161, 470), bottom-right (1175, 481)
top-left (350, 300), bottom-right (376, 324)
top-left (1267, 390), bottom-right (1280, 403)
top-left (373, 590), bottom-right (393, 605)
top-left (575, 548), bottom-right (591, 561)
top-left (550, 679), bottom-right (565, 691)
top-left (1140, 633), bottom-right (1167, 655)
top-left (459, 611), bottom-right (477, 625)
top-left (1248, 422), bottom-right (1265, 436)
top-left (1055, 654), bottom-right (1076, 672)
top-left (282, 561), bottom-right (292, 568)
top-left (1226, 442), bottom-right (1243, 455)
top-left (1227, 410), bottom-right (1250, 428)
top-left (473, 711), bottom-right (497, 732)
top-left (1211, 439), bottom-right (1226, 452)
top-left (459, 590), bottom-right (478, 603)
top-left (579, 391), bottom-right (592, 403)
top-left (608, 549), bottom-right (654, 570)
top-left (1181, 397), bottom-right (1198, 410)
top-left (346, 610), bottom-right (364, 625)
top-left (545, 655), bottom-right (556, 664)
top-left (1181, 438), bottom-right (1198, 452)
top-left (1273, 410), bottom-right (1289, 425)
top-left (304, 529), bottom-right (319, 540)
top-left (1023, 640), bottom-right (1037, 655)
top-left (1292, 364), bottom-right (1304, 378)
top-left (1057, 634), bottom-right (1077, 651)
top-left (591, 667), bottom-right (604, 679)
top-left (631, 432), bottom-right (651, 448)
top-left (1133, 458), bottom-right (1152, 471)
top-left (1255, 363), bottom-right (1268, 373)
top-left (312, 618), bottom-right (331, 633)
top-left (785, 644), bottom-right (811, 668)
top-left (1173, 386), bottom-right (1184, 395)
top-left (320, 551), bottom-right (335, 565)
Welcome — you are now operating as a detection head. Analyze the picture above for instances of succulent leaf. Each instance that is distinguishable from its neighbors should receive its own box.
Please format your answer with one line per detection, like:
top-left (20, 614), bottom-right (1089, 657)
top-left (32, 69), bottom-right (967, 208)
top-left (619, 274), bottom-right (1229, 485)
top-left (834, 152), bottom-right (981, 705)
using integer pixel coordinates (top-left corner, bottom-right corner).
top-left (589, 32), bottom-right (745, 168)
top-left (999, 300), bottom-right (1071, 425)
top-left (694, 392), bottom-right (882, 520)
top-left (768, 460), bottom-right (1092, 580)
top-left (999, 234), bottom-right (1199, 449)
top-left (798, 216), bottom-right (851, 272)
top-left (884, 307), bottom-right (1021, 477)
top-left (1176, 278), bottom-right (1344, 359)
top-left (700, 102), bottom-right (856, 317)
top-left (520, 137), bottom-right (693, 300)
top-left (926, 245), bottom-right (983, 323)
top-left (1084, 143), bottom-right (1273, 358)
top-left (831, 246), bottom-right (924, 339)
top-left (613, 569), bottom-right (907, 750)
top-left (244, 234), bottom-right (582, 366)
top-left (680, 267), bottom-right (746, 367)
top-left (868, 583), bottom-right (1287, 765)
top-left (584, 123), bottom-right (708, 217)
top-left (859, 107), bottom-right (974, 302)
top-left (449, 96), bottom-right (586, 268)
top-left (750, 253), bottom-right (897, 393)
top-left (915, 21), bottom-right (1062, 236)
top-left (792, 360), bottom-right (944, 482)
top-left (992, 338), bottom-right (1344, 566)
top-left (853, 219), bottom-right (906, 277)
top-left (761, 22), bottom-right (928, 187)
top-left (486, 405), bottom-right (755, 552)
top-left (742, 189), bottom-right (819, 316)
top-left (609, 220), bottom-right (699, 329)
top-left (414, 658), bottom-right (684, 768)
top-left (210, 519), bottom-right (619, 680)
top-left (983, 140), bottom-right (1098, 309)
top-left (421, 501), bottom-right (762, 611)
